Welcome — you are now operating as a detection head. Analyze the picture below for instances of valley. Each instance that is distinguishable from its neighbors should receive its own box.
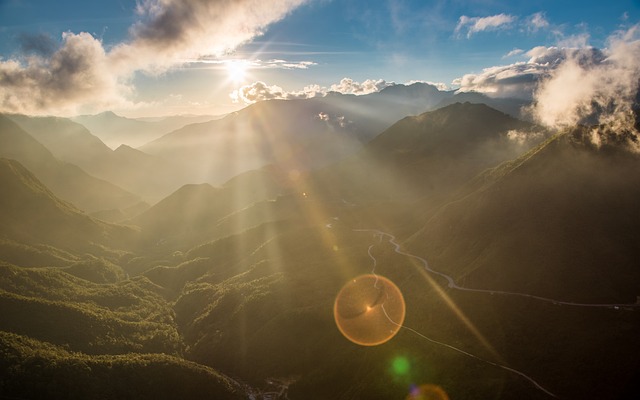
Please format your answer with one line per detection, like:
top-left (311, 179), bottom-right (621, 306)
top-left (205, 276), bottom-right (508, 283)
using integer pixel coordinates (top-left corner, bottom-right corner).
top-left (1, 92), bottom-right (639, 399)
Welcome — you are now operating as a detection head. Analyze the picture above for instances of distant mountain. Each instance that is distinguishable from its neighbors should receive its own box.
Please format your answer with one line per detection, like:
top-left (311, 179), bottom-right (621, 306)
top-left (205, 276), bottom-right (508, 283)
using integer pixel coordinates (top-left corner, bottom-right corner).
top-left (406, 127), bottom-right (640, 303)
top-left (129, 181), bottom-right (279, 248)
top-left (138, 83), bottom-right (458, 185)
top-left (8, 114), bottom-right (113, 163)
top-left (72, 111), bottom-right (219, 148)
top-left (435, 91), bottom-right (531, 119)
top-left (131, 103), bottom-right (544, 249)
top-left (0, 158), bottom-right (137, 254)
top-left (8, 114), bottom-right (188, 202)
top-left (311, 102), bottom-right (544, 207)
top-left (0, 116), bottom-right (140, 212)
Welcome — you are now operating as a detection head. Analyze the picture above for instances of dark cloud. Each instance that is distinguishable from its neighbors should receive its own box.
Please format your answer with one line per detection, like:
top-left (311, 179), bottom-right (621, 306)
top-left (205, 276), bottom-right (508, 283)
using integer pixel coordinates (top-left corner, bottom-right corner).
top-left (0, 0), bottom-right (308, 114)
top-left (18, 33), bottom-right (58, 56)
top-left (0, 32), bottom-right (124, 114)
top-left (124, 0), bottom-right (308, 62)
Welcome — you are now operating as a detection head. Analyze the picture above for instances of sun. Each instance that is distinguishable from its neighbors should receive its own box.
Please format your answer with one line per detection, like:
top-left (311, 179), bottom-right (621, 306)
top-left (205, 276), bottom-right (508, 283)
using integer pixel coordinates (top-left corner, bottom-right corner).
top-left (225, 60), bottom-right (249, 83)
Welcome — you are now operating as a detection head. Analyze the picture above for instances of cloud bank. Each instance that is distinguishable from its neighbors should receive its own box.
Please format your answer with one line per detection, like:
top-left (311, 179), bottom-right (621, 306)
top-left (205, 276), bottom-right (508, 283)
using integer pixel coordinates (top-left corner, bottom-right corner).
top-left (532, 25), bottom-right (640, 135)
top-left (454, 46), bottom-right (607, 99)
top-left (0, 0), bottom-right (307, 115)
top-left (230, 78), bottom-right (398, 104)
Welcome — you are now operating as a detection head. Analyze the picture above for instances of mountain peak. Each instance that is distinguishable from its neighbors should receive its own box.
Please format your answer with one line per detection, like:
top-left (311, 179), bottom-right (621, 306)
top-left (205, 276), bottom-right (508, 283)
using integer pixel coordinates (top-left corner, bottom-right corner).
top-left (377, 82), bottom-right (442, 97)
top-left (368, 102), bottom-right (532, 157)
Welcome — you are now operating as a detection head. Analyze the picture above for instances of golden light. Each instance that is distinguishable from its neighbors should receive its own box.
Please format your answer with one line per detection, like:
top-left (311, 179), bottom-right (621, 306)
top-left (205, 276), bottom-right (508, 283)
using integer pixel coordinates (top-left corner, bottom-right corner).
top-left (406, 384), bottom-right (450, 400)
top-left (334, 274), bottom-right (406, 346)
top-left (226, 60), bottom-right (249, 83)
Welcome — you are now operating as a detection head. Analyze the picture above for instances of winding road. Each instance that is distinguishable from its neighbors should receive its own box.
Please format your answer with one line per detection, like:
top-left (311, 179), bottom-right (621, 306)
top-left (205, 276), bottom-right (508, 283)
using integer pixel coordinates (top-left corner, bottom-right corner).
top-left (352, 228), bottom-right (637, 398)
top-left (356, 229), bottom-right (640, 309)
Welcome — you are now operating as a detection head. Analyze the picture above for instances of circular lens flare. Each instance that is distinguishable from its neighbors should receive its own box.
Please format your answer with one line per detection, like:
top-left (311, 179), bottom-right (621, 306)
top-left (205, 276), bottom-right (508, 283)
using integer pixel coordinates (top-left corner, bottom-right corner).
top-left (406, 384), bottom-right (450, 400)
top-left (334, 274), bottom-right (406, 346)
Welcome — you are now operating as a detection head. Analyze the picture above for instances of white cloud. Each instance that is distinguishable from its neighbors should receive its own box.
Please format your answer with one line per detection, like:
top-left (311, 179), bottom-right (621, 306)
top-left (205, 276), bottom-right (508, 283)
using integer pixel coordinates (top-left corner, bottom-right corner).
top-left (229, 81), bottom-right (287, 103)
top-left (526, 12), bottom-right (549, 32)
top-left (532, 24), bottom-right (640, 137)
top-left (503, 48), bottom-right (524, 58)
top-left (190, 57), bottom-right (317, 70)
top-left (455, 13), bottom-right (516, 38)
top-left (453, 62), bottom-right (547, 99)
top-left (0, 32), bottom-right (132, 115)
top-left (556, 32), bottom-right (591, 48)
top-left (406, 80), bottom-right (449, 91)
top-left (0, 0), bottom-right (308, 115)
top-left (329, 78), bottom-right (393, 95)
top-left (453, 44), bottom-right (609, 100)
top-left (230, 78), bottom-right (398, 104)
top-left (315, 112), bottom-right (351, 128)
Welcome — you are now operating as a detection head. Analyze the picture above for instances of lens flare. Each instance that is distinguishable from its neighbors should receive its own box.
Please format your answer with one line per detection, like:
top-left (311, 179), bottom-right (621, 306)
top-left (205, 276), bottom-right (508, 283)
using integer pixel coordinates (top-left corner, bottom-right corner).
top-left (391, 356), bottom-right (410, 376)
top-left (334, 274), bottom-right (405, 346)
top-left (406, 384), bottom-right (450, 400)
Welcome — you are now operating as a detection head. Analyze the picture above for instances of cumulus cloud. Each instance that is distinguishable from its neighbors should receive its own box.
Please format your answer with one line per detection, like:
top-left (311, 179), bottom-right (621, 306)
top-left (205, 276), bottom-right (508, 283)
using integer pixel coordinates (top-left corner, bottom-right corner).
top-left (230, 78), bottom-right (397, 104)
top-left (115, 0), bottom-right (307, 70)
top-left (531, 25), bottom-right (640, 137)
top-left (0, 32), bottom-right (130, 115)
top-left (453, 62), bottom-right (546, 99)
top-left (406, 80), bottom-right (449, 91)
top-left (0, 0), bottom-right (307, 115)
top-left (229, 81), bottom-right (287, 103)
top-left (455, 13), bottom-right (516, 38)
top-left (453, 45), bottom-right (608, 99)
top-left (329, 78), bottom-right (393, 95)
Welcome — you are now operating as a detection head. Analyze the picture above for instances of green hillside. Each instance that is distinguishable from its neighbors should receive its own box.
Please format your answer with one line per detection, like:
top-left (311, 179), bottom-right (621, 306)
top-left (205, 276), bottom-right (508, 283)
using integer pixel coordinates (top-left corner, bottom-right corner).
top-left (406, 127), bottom-right (640, 303)
top-left (1, 104), bottom-right (638, 399)
top-left (0, 331), bottom-right (242, 400)
top-left (0, 158), bottom-right (138, 256)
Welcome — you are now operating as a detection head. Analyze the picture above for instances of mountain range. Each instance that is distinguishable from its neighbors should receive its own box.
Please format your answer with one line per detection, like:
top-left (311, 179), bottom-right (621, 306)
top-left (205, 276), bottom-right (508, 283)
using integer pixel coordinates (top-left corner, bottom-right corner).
top-left (0, 116), bottom-right (141, 213)
top-left (139, 83), bottom-right (532, 185)
top-left (1, 93), bottom-right (638, 399)
top-left (72, 111), bottom-right (222, 149)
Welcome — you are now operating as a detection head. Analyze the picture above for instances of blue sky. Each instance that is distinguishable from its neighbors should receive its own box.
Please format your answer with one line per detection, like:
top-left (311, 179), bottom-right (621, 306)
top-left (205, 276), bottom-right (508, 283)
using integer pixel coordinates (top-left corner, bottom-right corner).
top-left (0, 0), bottom-right (639, 117)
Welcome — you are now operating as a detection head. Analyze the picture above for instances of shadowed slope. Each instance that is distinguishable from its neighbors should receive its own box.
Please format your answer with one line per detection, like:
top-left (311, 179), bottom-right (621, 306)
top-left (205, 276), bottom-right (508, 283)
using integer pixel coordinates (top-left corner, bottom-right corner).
top-left (406, 128), bottom-right (640, 303)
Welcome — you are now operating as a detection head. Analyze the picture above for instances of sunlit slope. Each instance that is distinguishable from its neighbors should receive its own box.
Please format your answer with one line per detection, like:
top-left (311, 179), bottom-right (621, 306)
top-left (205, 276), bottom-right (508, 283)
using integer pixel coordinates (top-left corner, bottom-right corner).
top-left (0, 332), bottom-right (242, 400)
top-left (129, 166), bottom-right (294, 249)
top-left (0, 261), bottom-right (180, 354)
top-left (130, 103), bottom-right (542, 250)
top-left (158, 222), bottom-right (550, 399)
top-left (0, 115), bottom-right (140, 212)
top-left (138, 83), bottom-right (459, 185)
top-left (0, 158), bottom-right (137, 255)
top-left (406, 127), bottom-right (640, 303)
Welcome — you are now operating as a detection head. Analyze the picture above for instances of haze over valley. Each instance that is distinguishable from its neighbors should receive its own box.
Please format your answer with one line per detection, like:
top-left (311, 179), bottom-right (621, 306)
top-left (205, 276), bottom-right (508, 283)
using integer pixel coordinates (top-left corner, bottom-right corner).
top-left (1, 1), bottom-right (640, 399)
